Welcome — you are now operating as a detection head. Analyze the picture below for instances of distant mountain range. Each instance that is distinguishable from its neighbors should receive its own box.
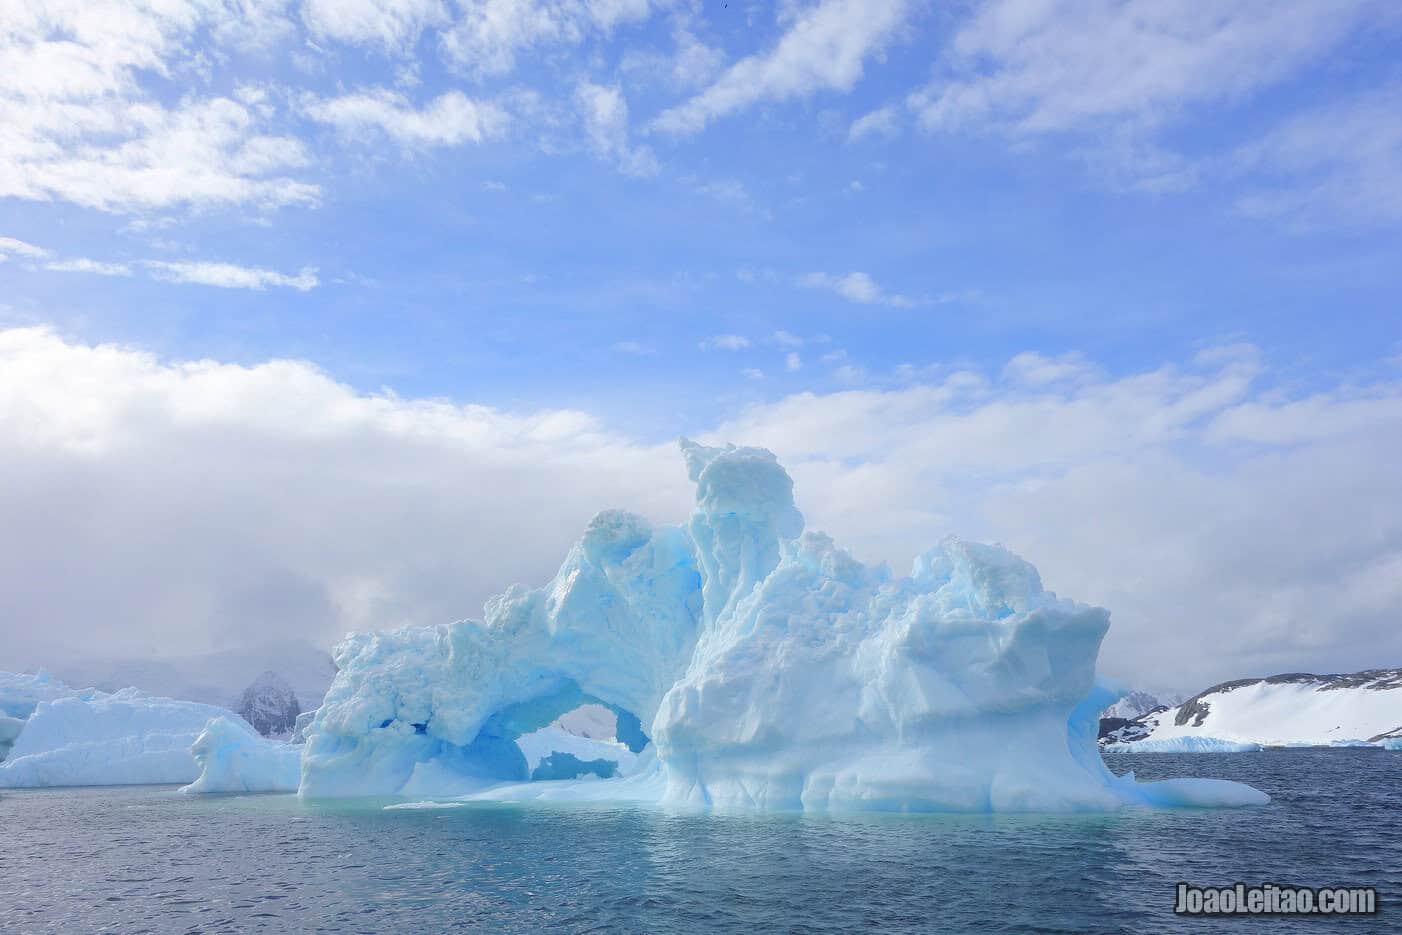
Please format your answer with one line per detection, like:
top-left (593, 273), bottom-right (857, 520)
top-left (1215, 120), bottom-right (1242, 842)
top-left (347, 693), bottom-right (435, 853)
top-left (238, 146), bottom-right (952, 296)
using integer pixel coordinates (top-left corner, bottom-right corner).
top-left (1101, 669), bottom-right (1402, 752)
top-left (48, 640), bottom-right (336, 714)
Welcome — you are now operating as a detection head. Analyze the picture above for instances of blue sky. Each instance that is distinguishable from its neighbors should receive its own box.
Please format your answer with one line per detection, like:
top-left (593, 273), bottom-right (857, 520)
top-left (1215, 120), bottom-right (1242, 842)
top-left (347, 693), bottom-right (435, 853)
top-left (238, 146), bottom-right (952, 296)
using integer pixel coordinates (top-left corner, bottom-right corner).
top-left (4, 0), bottom-right (1400, 429)
top-left (3, 1), bottom-right (1402, 689)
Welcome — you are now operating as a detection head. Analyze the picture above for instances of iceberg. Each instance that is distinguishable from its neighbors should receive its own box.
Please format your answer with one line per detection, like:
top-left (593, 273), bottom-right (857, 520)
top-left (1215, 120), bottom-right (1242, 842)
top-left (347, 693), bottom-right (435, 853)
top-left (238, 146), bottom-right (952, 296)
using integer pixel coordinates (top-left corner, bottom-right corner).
top-left (286, 440), bottom-right (1266, 811)
top-left (181, 716), bottom-right (302, 794)
top-left (1383, 738), bottom-right (1402, 751)
top-left (0, 687), bottom-right (245, 788)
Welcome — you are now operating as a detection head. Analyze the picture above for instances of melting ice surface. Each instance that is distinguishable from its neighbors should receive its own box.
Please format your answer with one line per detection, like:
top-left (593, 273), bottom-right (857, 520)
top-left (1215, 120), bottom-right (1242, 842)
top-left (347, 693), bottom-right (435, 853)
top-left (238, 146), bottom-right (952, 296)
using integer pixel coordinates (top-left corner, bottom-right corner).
top-left (130, 441), bottom-right (1278, 810)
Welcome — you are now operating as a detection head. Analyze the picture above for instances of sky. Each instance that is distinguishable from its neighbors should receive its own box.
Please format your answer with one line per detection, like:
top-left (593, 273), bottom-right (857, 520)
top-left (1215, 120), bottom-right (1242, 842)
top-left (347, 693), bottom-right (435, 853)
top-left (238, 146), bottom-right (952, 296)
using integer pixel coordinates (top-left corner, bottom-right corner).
top-left (2, 0), bottom-right (1401, 695)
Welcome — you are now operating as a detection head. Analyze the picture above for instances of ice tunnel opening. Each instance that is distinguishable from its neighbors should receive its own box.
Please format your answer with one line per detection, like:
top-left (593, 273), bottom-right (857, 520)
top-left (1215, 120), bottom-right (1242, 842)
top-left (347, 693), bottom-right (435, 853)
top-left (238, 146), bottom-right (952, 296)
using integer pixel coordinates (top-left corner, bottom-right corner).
top-left (462, 681), bottom-right (651, 785)
top-left (514, 701), bottom-right (649, 782)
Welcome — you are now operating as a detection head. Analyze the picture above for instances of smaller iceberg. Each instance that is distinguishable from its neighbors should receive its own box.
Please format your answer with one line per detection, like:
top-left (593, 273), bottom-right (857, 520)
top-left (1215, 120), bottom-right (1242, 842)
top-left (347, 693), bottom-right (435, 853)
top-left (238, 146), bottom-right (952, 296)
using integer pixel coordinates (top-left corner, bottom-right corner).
top-left (1383, 738), bottom-right (1402, 751)
top-left (181, 717), bottom-right (302, 794)
top-left (0, 688), bottom-right (240, 788)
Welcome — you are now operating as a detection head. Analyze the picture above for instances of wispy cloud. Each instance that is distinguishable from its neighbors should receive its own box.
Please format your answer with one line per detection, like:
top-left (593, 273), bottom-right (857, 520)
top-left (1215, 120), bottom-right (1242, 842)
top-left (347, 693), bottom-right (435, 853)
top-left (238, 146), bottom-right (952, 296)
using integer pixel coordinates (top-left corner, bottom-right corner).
top-left (613, 341), bottom-right (654, 355)
top-left (653, 0), bottom-right (910, 135)
top-left (800, 271), bottom-right (912, 307)
top-left (45, 258), bottom-right (133, 277)
top-left (700, 334), bottom-right (751, 351)
top-left (575, 81), bottom-right (659, 177)
top-left (908, 0), bottom-right (1380, 193)
top-left (303, 89), bottom-right (508, 147)
top-left (0, 237), bottom-right (50, 260)
top-left (1002, 351), bottom-right (1093, 386)
top-left (4, 237), bottom-right (308, 289)
top-left (1232, 84), bottom-right (1402, 228)
top-left (1, 2), bottom-right (317, 214)
top-left (301, 0), bottom-right (449, 53)
top-left (146, 260), bottom-right (319, 291)
top-left (440, 0), bottom-right (654, 78)
top-left (849, 104), bottom-right (900, 141)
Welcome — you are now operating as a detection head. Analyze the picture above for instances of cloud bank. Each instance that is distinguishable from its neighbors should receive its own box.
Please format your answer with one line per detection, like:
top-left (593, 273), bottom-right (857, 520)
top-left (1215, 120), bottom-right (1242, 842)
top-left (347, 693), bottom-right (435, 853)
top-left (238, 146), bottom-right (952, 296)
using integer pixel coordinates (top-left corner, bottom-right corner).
top-left (2, 328), bottom-right (1399, 693)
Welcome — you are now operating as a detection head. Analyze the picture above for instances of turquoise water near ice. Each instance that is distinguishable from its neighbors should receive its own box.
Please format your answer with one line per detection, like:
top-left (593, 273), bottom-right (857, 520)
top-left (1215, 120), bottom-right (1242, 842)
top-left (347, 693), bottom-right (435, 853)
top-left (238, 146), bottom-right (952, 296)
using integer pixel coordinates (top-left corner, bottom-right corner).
top-left (2, 749), bottom-right (1398, 933)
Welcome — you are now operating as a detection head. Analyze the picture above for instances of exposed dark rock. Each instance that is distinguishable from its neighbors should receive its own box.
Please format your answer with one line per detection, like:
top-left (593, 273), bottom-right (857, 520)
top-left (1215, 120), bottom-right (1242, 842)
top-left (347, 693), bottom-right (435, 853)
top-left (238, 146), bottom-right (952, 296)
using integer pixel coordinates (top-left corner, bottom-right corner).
top-left (237, 670), bottom-right (301, 736)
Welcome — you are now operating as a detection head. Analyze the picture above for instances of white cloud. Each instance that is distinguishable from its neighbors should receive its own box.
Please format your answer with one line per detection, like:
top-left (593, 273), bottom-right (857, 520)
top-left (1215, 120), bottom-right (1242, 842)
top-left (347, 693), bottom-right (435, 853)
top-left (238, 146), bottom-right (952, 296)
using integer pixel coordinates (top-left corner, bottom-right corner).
top-left (700, 334), bottom-right (751, 351)
top-left (1232, 84), bottom-right (1402, 228)
top-left (619, 24), bottom-right (725, 91)
top-left (687, 177), bottom-right (758, 213)
top-left (705, 344), bottom-right (1402, 690)
top-left (0, 326), bottom-right (687, 660)
top-left (1002, 351), bottom-right (1093, 386)
top-left (0, 237), bottom-right (50, 260)
top-left (613, 341), bottom-right (653, 354)
top-left (303, 89), bottom-right (508, 147)
top-left (832, 363), bottom-right (866, 385)
top-left (848, 104), bottom-right (900, 141)
top-left (441, 0), bottom-right (655, 77)
top-left (653, 0), bottom-right (910, 135)
top-left (302, 0), bottom-right (449, 53)
top-left (742, 367), bottom-right (765, 380)
top-left (907, 0), bottom-right (1385, 195)
top-left (574, 81), bottom-right (659, 176)
top-left (785, 352), bottom-right (802, 372)
top-left (0, 3), bottom-right (316, 214)
top-left (145, 261), bottom-right (319, 291)
top-left (800, 271), bottom-right (912, 307)
top-left (45, 258), bottom-right (133, 277)
top-left (772, 330), bottom-right (804, 347)
top-left (3, 329), bottom-right (1400, 691)
top-left (912, 0), bottom-right (1375, 138)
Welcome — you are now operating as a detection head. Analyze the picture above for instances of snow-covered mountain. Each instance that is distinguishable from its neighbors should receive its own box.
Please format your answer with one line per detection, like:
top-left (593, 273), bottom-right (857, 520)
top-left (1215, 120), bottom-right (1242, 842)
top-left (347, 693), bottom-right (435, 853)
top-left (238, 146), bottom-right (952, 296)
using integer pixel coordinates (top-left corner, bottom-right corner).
top-left (1103, 669), bottom-right (1402, 752)
top-left (237, 671), bottom-right (301, 736)
top-left (1101, 689), bottom-right (1180, 721)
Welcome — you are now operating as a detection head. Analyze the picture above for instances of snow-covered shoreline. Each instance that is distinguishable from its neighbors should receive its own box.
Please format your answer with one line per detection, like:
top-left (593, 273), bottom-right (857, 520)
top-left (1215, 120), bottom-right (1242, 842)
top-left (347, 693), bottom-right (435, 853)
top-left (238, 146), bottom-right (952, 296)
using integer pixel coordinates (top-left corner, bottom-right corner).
top-left (1101, 670), bottom-right (1402, 753)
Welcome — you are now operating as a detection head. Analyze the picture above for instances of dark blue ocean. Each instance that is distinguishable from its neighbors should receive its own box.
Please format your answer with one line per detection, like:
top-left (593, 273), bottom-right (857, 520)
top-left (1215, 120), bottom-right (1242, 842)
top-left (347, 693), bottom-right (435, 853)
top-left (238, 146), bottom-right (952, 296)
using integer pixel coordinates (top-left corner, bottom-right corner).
top-left (2, 749), bottom-right (1398, 933)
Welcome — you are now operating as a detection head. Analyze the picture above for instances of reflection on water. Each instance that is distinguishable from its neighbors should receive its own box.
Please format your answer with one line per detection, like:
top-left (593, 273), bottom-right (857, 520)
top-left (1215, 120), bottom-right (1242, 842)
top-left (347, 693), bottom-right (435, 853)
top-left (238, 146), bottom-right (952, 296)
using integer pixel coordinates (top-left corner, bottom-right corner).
top-left (2, 749), bottom-right (1398, 933)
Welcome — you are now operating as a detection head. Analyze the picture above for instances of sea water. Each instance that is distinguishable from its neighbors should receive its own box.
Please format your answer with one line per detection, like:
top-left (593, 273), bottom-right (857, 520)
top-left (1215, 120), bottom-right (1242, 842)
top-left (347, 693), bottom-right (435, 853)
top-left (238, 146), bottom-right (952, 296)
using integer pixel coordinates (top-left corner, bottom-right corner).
top-left (2, 749), bottom-right (1398, 933)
